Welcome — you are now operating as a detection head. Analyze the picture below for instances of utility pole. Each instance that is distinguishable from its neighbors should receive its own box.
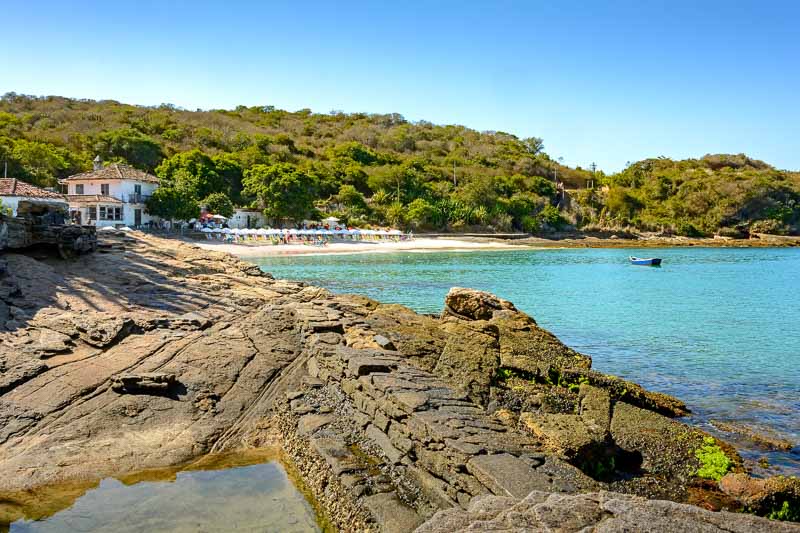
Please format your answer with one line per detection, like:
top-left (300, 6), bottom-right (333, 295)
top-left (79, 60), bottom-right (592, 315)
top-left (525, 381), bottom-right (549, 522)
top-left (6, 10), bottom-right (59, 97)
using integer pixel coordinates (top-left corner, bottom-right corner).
top-left (554, 156), bottom-right (565, 208)
top-left (554, 156), bottom-right (564, 184)
top-left (3, 160), bottom-right (6, 179)
top-left (590, 162), bottom-right (597, 189)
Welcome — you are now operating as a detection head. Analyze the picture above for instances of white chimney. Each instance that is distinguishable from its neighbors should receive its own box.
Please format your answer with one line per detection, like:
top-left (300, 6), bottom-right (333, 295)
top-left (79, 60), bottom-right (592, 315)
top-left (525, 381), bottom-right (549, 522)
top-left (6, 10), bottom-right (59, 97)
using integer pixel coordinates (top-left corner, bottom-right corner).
top-left (93, 155), bottom-right (103, 171)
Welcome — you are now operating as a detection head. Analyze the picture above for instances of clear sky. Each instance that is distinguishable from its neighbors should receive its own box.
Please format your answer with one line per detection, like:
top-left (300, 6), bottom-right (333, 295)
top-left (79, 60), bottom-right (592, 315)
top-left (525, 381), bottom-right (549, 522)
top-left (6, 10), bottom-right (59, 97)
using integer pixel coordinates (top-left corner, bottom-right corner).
top-left (1, 0), bottom-right (798, 172)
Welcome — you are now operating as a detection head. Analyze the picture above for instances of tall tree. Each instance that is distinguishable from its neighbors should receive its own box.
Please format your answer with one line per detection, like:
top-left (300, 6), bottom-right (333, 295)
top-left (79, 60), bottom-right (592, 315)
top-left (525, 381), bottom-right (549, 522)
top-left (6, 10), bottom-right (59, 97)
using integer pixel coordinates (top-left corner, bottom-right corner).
top-left (201, 192), bottom-right (234, 218)
top-left (145, 187), bottom-right (200, 221)
top-left (243, 163), bottom-right (319, 223)
top-left (155, 149), bottom-right (228, 199)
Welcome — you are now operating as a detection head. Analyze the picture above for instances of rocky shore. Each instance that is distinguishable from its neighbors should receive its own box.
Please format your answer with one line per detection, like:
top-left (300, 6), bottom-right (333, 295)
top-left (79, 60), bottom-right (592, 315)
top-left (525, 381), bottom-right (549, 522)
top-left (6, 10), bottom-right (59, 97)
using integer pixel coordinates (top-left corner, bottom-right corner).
top-left (452, 232), bottom-right (800, 249)
top-left (0, 232), bottom-right (798, 531)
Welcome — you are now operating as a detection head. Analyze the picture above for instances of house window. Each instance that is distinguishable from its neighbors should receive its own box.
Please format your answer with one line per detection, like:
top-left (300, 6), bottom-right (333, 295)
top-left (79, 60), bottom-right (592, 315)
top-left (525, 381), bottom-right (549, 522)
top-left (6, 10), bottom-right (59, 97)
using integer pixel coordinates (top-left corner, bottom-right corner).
top-left (101, 183), bottom-right (110, 196)
top-left (88, 206), bottom-right (97, 220)
top-left (134, 184), bottom-right (142, 194)
top-left (99, 206), bottom-right (123, 221)
top-left (75, 184), bottom-right (84, 195)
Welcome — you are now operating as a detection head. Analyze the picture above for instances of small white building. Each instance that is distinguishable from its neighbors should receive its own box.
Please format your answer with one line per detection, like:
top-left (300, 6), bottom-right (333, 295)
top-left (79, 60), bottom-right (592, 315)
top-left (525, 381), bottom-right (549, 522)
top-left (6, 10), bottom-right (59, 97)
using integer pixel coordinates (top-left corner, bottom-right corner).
top-left (61, 157), bottom-right (160, 227)
top-left (228, 208), bottom-right (267, 229)
top-left (0, 178), bottom-right (68, 215)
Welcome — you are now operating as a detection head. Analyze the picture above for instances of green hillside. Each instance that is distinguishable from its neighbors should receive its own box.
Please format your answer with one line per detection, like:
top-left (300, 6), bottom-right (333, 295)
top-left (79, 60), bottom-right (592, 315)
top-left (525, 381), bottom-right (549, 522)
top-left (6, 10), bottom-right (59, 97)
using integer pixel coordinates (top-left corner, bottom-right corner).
top-left (1, 93), bottom-right (797, 235)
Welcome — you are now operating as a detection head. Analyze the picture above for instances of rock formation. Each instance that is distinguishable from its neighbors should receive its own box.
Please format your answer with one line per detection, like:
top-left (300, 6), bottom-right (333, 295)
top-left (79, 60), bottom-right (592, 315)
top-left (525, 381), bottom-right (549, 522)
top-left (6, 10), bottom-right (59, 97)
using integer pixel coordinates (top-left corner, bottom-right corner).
top-left (0, 232), bottom-right (796, 531)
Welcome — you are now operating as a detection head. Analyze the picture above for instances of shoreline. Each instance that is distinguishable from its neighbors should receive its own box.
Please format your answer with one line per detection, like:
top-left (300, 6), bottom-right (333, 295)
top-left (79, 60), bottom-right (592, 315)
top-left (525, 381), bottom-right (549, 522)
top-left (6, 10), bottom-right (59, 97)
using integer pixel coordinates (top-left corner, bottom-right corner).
top-left (188, 233), bottom-right (800, 258)
top-left (192, 237), bottom-right (521, 257)
top-left (1, 232), bottom-right (797, 530)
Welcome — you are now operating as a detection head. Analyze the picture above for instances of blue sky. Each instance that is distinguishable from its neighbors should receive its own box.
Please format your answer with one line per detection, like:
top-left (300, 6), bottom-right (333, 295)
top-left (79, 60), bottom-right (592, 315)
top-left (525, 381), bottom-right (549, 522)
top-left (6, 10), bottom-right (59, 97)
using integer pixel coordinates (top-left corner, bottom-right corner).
top-left (1, 0), bottom-right (798, 172)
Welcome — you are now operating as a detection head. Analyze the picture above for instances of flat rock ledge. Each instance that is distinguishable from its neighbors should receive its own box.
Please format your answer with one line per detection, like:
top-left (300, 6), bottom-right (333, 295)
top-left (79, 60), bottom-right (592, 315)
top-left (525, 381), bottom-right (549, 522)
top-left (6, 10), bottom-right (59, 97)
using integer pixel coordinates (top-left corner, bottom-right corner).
top-left (417, 490), bottom-right (800, 532)
top-left (0, 232), bottom-right (797, 532)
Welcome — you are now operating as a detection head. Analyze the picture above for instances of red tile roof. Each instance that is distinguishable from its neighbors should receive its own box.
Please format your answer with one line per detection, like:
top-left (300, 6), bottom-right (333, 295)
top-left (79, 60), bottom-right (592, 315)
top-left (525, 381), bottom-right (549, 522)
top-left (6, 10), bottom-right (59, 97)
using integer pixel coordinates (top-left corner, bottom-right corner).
top-left (0, 178), bottom-right (66, 200)
top-left (63, 163), bottom-right (160, 184)
top-left (67, 194), bottom-right (123, 204)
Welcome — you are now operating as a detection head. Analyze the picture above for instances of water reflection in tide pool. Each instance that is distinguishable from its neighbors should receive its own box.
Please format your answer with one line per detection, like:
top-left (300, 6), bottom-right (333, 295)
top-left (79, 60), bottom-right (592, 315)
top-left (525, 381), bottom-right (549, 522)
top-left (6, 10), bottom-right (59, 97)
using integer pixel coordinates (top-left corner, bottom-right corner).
top-left (9, 461), bottom-right (319, 533)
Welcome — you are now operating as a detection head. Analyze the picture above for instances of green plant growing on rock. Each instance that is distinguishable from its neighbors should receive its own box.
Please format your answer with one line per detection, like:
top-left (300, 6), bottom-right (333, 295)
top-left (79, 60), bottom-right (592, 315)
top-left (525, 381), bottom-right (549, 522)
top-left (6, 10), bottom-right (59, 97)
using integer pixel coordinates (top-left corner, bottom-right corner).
top-left (565, 376), bottom-right (590, 392)
top-left (767, 500), bottom-right (800, 522)
top-left (491, 366), bottom-right (537, 386)
top-left (585, 456), bottom-right (617, 482)
top-left (694, 436), bottom-right (732, 481)
top-left (493, 367), bottom-right (515, 384)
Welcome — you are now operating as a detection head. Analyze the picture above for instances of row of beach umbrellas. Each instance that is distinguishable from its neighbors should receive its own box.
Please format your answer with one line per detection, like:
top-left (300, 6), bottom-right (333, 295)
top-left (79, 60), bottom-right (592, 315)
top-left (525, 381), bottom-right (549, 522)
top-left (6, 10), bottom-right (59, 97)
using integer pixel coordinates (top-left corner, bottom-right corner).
top-left (200, 227), bottom-right (403, 236)
top-left (199, 227), bottom-right (408, 243)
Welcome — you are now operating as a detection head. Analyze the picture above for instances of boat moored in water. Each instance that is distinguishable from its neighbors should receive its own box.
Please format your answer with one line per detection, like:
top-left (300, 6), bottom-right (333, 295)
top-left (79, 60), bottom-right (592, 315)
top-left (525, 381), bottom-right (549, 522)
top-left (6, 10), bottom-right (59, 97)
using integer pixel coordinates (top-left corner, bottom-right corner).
top-left (630, 256), bottom-right (662, 266)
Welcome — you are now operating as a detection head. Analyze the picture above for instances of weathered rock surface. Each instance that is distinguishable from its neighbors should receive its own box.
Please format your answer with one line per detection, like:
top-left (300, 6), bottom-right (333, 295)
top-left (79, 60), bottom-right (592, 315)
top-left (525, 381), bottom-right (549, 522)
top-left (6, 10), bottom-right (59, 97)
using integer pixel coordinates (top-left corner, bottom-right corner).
top-left (416, 490), bottom-right (799, 532)
top-left (110, 372), bottom-right (176, 394)
top-left (0, 236), bottom-right (796, 531)
top-left (720, 473), bottom-right (800, 520)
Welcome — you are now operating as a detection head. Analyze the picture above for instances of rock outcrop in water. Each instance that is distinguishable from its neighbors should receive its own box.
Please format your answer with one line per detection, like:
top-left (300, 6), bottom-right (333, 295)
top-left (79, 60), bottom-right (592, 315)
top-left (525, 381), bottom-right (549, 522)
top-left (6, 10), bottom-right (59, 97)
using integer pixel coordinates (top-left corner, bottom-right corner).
top-left (0, 232), bottom-right (797, 531)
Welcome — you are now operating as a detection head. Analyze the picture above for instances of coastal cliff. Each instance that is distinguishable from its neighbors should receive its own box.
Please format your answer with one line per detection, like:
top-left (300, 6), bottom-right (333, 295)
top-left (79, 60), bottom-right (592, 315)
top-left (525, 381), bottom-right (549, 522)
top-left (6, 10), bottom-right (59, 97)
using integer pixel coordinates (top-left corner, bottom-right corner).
top-left (0, 232), bottom-right (797, 531)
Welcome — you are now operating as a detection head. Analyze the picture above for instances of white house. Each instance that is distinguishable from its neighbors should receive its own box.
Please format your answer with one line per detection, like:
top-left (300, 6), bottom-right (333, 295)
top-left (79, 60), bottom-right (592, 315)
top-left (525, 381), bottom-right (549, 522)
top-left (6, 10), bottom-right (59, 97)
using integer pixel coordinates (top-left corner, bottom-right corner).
top-left (228, 208), bottom-right (267, 229)
top-left (0, 178), bottom-right (68, 215)
top-left (61, 157), bottom-right (160, 227)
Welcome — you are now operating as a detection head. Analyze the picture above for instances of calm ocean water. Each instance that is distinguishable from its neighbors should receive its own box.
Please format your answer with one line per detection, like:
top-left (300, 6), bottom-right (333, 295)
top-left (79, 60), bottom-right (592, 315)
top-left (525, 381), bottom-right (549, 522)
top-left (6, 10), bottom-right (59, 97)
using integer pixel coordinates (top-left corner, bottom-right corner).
top-left (251, 247), bottom-right (800, 473)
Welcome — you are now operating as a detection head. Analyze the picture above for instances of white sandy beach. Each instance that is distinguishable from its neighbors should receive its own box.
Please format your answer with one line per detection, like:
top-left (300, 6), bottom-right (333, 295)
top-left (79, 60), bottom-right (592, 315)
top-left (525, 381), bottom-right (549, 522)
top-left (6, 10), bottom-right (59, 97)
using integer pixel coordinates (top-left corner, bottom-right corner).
top-left (193, 237), bottom-right (522, 257)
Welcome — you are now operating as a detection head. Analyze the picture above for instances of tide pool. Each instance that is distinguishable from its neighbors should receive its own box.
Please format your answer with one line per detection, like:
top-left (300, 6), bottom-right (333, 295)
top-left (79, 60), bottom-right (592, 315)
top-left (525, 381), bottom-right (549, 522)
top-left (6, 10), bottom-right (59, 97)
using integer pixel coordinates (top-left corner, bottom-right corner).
top-left (251, 247), bottom-right (800, 473)
top-left (5, 452), bottom-right (321, 532)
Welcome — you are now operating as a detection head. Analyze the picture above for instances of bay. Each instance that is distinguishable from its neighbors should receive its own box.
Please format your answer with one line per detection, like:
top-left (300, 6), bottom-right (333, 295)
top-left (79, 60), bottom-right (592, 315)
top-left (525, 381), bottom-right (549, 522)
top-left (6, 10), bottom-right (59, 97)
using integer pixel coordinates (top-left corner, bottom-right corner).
top-left (251, 247), bottom-right (800, 473)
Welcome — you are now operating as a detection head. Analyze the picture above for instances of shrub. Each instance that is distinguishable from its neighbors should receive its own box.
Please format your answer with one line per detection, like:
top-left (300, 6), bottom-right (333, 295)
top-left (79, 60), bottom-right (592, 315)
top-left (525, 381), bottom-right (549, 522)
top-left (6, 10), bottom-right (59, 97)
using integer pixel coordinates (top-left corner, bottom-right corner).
top-left (750, 219), bottom-right (784, 235)
top-left (767, 500), bottom-right (800, 522)
top-left (676, 220), bottom-right (703, 237)
top-left (539, 204), bottom-right (564, 229)
top-left (521, 215), bottom-right (540, 234)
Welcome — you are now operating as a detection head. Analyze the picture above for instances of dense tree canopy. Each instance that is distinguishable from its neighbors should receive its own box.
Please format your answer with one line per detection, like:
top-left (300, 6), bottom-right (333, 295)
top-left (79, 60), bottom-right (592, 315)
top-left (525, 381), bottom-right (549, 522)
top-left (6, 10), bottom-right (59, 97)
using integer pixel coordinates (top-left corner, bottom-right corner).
top-left (145, 186), bottom-right (200, 221)
top-left (94, 128), bottom-right (163, 171)
top-left (0, 93), bottom-right (797, 235)
top-left (243, 163), bottom-right (319, 222)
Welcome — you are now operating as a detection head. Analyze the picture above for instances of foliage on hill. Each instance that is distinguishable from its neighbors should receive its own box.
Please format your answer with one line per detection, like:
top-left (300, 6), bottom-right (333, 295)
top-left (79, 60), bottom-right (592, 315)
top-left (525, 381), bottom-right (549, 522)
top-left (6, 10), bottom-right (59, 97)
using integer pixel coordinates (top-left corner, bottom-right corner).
top-left (580, 155), bottom-right (800, 236)
top-left (0, 92), bottom-right (797, 235)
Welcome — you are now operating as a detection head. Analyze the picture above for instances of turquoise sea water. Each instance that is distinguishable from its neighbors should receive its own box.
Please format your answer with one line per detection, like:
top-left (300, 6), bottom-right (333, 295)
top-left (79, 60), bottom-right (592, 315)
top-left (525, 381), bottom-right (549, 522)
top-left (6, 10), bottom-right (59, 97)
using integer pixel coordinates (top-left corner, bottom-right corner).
top-left (251, 247), bottom-right (800, 473)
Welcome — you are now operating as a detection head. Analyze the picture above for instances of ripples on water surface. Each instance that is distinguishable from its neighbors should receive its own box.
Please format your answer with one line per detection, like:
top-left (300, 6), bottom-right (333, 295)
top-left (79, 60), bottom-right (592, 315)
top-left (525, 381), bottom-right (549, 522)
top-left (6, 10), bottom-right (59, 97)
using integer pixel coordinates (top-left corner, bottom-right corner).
top-left (252, 247), bottom-right (800, 472)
